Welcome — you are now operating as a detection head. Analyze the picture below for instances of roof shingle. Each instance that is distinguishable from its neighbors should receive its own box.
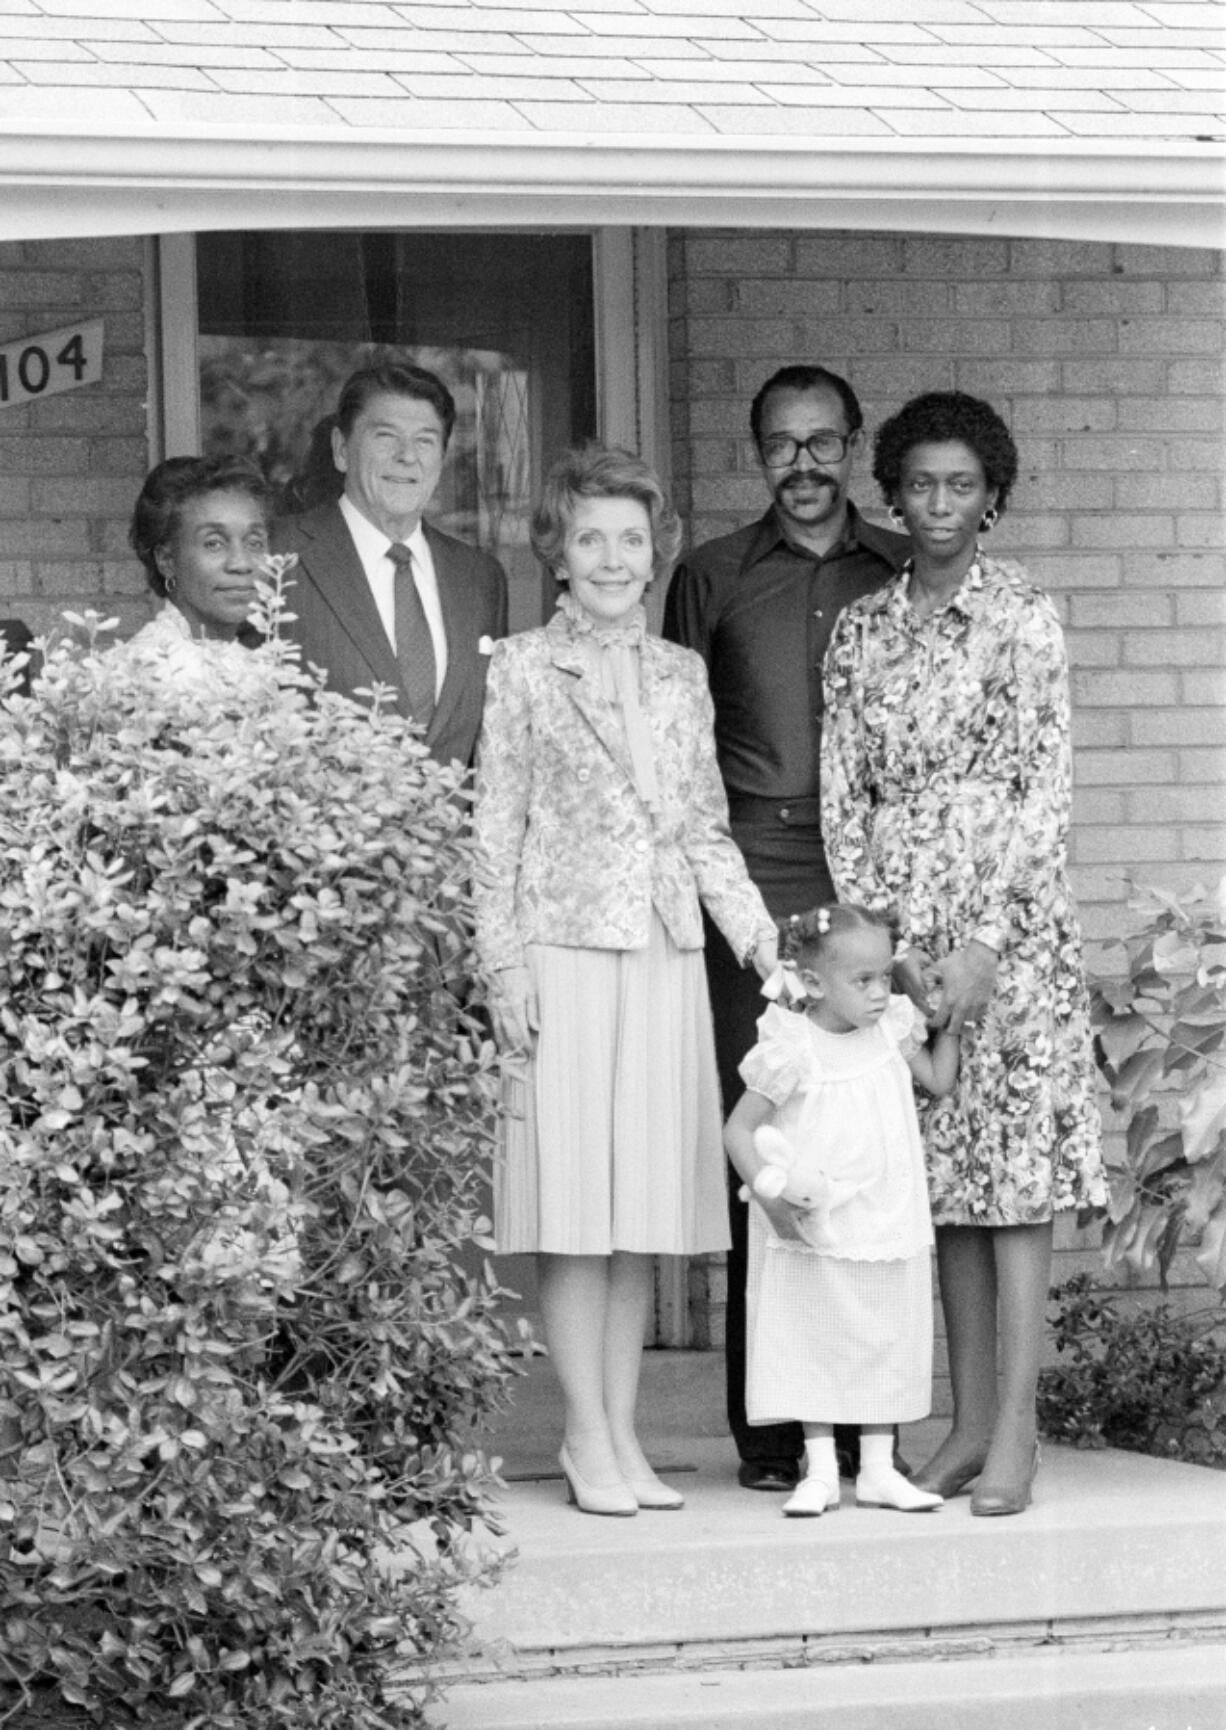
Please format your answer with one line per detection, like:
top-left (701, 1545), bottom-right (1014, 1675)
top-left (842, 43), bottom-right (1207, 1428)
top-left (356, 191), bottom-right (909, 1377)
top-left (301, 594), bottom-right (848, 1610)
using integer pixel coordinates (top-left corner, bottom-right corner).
top-left (0, 0), bottom-right (1220, 154)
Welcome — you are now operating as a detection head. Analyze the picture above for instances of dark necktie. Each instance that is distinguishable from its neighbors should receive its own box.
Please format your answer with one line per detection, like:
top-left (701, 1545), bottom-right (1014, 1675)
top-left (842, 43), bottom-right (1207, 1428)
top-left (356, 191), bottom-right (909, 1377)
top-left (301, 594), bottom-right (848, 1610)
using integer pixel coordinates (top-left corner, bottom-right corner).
top-left (388, 541), bottom-right (436, 726)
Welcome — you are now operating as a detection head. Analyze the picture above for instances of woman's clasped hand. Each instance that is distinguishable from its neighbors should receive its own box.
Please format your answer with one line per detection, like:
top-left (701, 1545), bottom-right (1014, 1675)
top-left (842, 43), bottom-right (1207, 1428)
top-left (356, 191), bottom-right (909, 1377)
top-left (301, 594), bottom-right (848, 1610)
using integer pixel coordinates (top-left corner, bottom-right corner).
top-left (925, 941), bottom-right (1000, 1035)
top-left (490, 963), bottom-right (538, 1052)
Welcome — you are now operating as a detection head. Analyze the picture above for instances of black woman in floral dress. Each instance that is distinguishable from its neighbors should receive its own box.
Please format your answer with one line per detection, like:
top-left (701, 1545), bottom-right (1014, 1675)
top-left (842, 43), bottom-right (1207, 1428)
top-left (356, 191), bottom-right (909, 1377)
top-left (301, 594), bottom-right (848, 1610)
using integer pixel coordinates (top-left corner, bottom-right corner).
top-left (821, 391), bottom-right (1106, 1517)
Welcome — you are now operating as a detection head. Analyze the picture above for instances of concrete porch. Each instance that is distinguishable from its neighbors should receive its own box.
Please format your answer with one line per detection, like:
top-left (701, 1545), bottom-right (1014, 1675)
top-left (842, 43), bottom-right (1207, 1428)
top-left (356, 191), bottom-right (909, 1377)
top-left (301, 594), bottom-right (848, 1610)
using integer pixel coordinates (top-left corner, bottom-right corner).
top-left (418, 1350), bottom-right (1226, 1729)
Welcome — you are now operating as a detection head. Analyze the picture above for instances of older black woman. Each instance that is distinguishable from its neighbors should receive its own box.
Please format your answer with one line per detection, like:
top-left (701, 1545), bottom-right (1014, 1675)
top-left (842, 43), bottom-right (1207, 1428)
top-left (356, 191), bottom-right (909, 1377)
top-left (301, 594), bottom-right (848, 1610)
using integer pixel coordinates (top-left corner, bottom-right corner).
top-left (127, 455), bottom-right (279, 696)
top-left (821, 391), bottom-right (1105, 1516)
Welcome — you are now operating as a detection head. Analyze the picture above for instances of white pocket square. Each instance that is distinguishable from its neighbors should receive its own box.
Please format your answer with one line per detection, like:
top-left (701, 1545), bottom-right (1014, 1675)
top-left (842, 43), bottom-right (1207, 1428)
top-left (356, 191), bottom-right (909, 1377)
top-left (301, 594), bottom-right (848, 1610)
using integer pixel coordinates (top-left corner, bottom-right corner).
top-left (478, 635), bottom-right (495, 656)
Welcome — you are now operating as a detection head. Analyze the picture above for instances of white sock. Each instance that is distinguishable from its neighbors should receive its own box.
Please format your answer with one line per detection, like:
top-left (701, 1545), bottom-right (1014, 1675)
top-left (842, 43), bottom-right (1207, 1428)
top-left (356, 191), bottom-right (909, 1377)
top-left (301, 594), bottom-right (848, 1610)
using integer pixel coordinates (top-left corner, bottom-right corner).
top-left (858, 1431), bottom-right (893, 1474)
top-left (804, 1435), bottom-right (838, 1481)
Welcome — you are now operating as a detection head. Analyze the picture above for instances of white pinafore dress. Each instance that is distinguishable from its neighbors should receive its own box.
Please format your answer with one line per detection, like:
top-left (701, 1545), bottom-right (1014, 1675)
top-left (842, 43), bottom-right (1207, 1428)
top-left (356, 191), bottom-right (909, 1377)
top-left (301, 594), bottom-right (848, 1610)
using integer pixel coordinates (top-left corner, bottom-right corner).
top-left (740, 997), bottom-right (935, 1426)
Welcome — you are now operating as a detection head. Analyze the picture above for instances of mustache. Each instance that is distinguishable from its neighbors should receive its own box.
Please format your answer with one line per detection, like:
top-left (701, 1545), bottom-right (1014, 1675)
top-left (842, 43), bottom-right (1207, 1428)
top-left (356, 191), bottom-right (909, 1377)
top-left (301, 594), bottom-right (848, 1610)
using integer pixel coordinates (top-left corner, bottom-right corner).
top-left (776, 470), bottom-right (836, 491)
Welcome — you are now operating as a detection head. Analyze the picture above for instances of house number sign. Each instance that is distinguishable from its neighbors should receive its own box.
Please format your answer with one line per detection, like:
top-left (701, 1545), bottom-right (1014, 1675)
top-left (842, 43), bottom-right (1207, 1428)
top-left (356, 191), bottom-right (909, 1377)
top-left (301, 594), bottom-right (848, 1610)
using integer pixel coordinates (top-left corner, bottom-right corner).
top-left (0, 320), bottom-right (105, 409)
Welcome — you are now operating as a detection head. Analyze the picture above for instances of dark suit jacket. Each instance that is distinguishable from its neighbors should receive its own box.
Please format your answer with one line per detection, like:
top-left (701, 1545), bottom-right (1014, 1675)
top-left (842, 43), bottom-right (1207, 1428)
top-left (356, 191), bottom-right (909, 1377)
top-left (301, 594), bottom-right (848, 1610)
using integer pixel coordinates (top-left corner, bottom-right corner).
top-left (0, 618), bottom-right (34, 695)
top-left (272, 502), bottom-right (509, 767)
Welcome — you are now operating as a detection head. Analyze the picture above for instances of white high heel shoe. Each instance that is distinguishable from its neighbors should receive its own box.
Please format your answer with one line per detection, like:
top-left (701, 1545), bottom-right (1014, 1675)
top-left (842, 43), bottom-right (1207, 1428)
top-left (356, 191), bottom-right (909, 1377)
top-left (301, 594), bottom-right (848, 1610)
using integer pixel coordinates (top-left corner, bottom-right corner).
top-left (558, 1445), bottom-right (637, 1518)
top-left (623, 1470), bottom-right (685, 1511)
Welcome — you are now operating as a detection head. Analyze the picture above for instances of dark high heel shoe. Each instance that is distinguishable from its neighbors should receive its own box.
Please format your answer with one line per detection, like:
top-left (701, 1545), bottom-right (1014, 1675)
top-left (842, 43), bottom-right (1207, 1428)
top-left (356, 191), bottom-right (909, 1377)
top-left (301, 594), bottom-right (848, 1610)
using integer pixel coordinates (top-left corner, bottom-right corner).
top-left (558, 1445), bottom-right (637, 1518)
top-left (970, 1441), bottom-right (1040, 1518)
top-left (912, 1454), bottom-right (987, 1500)
top-left (911, 1440), bottom-right (989, 1500)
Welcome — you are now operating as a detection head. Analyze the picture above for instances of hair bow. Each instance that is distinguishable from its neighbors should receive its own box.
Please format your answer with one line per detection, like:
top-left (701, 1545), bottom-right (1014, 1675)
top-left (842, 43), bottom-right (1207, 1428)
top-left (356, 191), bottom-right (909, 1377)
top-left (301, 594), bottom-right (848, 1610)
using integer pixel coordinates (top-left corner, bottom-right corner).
top-left (760, 962), bottom-right (808, 1006)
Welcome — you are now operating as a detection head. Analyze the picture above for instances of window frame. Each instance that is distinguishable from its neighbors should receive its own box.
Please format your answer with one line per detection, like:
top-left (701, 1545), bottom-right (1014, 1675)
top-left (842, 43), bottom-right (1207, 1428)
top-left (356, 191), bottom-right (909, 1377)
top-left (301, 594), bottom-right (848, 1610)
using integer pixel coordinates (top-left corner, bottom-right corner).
top-left (155, 227), bottom-right (668, 480)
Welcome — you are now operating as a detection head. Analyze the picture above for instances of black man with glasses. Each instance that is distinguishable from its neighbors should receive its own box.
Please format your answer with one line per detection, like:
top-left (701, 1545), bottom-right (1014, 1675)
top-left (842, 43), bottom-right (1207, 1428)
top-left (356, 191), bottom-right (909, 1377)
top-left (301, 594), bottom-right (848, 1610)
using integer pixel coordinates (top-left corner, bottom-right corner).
top-left (664, 364), bottom-right (909, 1495)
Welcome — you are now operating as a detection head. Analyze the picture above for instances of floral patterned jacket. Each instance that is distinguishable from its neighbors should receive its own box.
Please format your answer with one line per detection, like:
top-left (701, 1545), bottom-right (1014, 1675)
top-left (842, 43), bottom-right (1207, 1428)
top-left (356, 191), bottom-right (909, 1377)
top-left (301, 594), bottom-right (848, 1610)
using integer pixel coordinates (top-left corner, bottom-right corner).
top-left (473, 609), bottom-right (774, 973)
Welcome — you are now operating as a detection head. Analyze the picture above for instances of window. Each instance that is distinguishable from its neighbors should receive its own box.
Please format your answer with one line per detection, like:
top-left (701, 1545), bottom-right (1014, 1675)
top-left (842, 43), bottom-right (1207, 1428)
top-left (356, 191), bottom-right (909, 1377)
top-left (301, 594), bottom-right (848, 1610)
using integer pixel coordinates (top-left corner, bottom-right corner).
top-left (195, 231), bottom-right (597, 629)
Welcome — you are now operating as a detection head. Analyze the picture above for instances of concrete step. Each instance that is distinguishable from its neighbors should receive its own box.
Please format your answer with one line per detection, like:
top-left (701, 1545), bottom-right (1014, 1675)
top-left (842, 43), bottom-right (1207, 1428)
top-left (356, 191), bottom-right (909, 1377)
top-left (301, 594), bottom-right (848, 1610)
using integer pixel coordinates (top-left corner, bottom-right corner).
top-left (432, 1640), bottom-right (1226, 1729)
top-left (451, 1433), bottom-right (1226, 1660)
top-left (412, 1350), bottom-right (1226, 1727)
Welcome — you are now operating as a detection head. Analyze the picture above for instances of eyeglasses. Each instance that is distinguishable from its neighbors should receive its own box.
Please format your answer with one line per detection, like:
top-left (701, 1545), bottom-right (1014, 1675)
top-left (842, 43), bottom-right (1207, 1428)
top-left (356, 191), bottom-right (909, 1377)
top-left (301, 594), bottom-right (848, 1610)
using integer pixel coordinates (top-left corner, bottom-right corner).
top-left (760, 432), bottom-right (851, 468)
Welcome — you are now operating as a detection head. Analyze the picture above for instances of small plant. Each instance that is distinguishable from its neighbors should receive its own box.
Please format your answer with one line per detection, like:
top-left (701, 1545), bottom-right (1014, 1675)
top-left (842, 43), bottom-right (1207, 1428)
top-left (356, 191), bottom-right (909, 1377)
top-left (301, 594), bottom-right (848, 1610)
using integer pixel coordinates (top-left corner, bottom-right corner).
top-left (0, 589), bottom-right (513, 1728)
top-left (1091, 879), bottom-right (1226, 1292)
top-left (1038, 1274), bottom-right (1226, 1464)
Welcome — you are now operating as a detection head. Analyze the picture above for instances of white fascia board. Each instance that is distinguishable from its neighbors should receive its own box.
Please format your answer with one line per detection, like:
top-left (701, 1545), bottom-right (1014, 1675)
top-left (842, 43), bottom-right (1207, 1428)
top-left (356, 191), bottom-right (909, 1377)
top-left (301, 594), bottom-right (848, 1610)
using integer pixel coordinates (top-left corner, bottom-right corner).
top-left (0, 126), bottom-right (1222, 247)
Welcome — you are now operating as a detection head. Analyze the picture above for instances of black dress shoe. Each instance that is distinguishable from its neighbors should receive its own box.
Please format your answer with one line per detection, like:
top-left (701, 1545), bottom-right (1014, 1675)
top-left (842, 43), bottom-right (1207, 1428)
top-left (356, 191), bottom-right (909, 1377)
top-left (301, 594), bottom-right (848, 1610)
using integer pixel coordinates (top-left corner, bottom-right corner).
top-left (834, 1424), bottom-right (859, 1479)
top-left (737, 1460), bottom-right (800, 1492)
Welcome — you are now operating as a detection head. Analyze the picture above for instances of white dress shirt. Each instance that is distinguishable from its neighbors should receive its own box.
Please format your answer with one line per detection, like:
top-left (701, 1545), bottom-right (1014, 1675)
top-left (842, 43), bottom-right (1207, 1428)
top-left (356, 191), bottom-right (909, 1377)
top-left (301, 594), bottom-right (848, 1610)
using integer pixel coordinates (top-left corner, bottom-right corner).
top-left (338, 494), bottom-right (448, 698)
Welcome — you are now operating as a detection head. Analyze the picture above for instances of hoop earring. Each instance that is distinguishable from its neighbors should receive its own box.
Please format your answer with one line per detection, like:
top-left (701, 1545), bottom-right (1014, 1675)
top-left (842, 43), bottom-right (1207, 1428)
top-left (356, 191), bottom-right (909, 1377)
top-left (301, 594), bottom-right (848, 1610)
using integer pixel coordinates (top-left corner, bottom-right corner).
top-left (889, 506), bottom-right (906, 528)
top-left (980, 507), bottom-right (999, 533)
top-left (155, 545), bottom-right (176, 597)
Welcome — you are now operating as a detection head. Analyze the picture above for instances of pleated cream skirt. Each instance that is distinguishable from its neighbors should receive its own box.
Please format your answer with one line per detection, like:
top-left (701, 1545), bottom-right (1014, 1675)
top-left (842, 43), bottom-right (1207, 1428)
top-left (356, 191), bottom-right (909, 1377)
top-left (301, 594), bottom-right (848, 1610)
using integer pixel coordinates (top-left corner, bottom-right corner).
top-left (495, 915), bottom-right (732, 1257)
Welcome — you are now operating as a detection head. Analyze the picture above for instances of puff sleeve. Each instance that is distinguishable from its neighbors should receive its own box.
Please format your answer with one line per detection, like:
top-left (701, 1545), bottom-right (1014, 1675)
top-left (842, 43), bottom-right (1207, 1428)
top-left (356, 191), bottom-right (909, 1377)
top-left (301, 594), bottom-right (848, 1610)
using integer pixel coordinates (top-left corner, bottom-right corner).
top-left (737, 1003), bottom-right (810, 1107)
top-left (881, 993), bottom-right (925, 1061)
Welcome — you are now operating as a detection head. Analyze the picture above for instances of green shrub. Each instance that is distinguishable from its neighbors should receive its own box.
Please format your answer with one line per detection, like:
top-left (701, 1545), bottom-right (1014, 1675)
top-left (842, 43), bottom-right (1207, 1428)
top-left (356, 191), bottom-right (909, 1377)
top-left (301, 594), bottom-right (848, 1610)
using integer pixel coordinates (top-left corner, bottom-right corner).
top-left (0, 594), bottom-right (513, 1727)
top-left (1091, 880), bottom-right (1226, 1292)
top-left (1038, 1274), bottom-right (1226, 1464)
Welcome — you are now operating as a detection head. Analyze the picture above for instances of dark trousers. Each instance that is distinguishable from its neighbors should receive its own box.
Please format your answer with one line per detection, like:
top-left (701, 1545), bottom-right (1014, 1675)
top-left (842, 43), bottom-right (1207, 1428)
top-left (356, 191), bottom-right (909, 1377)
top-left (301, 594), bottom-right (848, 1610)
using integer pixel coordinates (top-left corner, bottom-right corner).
top-left (706, 919), bottom-right (803, 1468)
top-left (706, 809), bottom-right (837, 1469)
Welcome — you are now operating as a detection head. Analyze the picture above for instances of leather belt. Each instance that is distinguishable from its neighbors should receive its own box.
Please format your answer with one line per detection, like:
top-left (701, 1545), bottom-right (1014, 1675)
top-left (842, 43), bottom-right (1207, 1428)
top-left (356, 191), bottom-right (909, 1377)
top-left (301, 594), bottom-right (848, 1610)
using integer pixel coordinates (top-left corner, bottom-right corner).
top-left (727, 793), bottom-right (822, 827)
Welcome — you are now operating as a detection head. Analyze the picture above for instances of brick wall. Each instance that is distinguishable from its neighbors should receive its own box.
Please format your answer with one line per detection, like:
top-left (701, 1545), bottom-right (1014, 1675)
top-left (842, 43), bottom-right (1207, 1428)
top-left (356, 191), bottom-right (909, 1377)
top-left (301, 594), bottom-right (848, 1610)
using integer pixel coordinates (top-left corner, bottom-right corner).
top-left (669, 230), bottom-right (1226, 1389)
top-left (669, 228), bottom-right (1226, 948)
top-left (0, 235), bottom-right (152, 641)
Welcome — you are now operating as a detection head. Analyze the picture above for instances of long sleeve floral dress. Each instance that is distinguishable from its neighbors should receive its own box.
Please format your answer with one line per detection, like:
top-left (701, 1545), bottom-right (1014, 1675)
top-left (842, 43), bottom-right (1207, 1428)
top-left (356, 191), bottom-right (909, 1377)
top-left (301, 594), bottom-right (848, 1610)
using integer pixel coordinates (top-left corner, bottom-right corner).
top-left (821, 554), bottom-right (1105, 1227)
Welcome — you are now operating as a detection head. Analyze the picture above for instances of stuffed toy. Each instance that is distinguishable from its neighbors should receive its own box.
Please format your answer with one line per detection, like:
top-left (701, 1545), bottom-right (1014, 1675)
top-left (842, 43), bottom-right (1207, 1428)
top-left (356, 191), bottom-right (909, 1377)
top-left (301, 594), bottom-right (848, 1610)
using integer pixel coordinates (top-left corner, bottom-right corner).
top-left (739, 1123), bottom-right (861, 1251)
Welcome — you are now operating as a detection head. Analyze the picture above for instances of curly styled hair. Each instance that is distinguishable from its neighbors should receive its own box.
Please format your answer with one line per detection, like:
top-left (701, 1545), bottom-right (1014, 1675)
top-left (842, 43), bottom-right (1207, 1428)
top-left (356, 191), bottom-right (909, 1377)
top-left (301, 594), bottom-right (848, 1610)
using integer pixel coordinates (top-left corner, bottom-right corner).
top-left (872, 391), bottom-right (1019, 515)
top-left (530, 443), bottom-right (682, 587)
top-left (129, 456), bottom-right (272, 599)
top-left (780, 902), bottom-right (895, 971)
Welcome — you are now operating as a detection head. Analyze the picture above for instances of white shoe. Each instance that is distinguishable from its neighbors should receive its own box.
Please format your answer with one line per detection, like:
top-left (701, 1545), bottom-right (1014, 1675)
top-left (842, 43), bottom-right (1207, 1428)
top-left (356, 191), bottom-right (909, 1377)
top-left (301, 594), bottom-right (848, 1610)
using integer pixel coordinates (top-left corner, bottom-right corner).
top-left (856, 1466), bottom-right (943, 1512)
top-left (782, 1471), bottom-right (841, 1517)
top-left (623, 1470), bottom-right (685, 1511)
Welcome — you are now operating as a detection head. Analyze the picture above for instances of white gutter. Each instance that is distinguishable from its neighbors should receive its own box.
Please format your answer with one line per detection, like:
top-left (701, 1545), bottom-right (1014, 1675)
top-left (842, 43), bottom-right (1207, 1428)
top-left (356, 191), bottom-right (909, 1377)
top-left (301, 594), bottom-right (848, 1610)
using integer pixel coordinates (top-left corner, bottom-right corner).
top-left (2, 127), bottom-right (1222, 246)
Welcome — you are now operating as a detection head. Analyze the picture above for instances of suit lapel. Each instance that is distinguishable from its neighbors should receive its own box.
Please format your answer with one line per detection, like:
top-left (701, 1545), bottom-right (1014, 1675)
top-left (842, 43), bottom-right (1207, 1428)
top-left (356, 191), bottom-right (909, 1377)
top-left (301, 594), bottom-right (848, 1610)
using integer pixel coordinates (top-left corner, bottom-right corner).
top-left (426, 526), bottom-right (476, 747)
top-left (301, 505), bottom-right (403, 699)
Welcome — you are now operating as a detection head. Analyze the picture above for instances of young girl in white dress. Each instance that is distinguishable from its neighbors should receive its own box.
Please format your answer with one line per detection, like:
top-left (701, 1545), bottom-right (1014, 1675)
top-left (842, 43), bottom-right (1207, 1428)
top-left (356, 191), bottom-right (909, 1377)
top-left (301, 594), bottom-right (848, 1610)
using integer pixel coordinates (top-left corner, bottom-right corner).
top-left (724, 904), bottom-right (960, 1518)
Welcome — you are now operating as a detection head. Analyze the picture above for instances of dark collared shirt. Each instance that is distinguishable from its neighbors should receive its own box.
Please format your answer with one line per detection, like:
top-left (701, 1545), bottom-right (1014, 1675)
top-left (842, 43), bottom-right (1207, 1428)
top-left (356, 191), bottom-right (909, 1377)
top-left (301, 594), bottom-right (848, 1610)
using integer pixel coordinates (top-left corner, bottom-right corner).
top-left (663, 504), bottom-right (908, 804)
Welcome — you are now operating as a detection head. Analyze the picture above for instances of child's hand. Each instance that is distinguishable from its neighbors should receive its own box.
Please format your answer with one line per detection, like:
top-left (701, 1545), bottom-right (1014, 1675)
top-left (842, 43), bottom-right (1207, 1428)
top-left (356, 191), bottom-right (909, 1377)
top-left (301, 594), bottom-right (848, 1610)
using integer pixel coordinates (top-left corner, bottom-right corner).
top-left (894, 948), bottom-right (940, 1023)
top-left (755, 1192), bottom-right (814, 1244)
